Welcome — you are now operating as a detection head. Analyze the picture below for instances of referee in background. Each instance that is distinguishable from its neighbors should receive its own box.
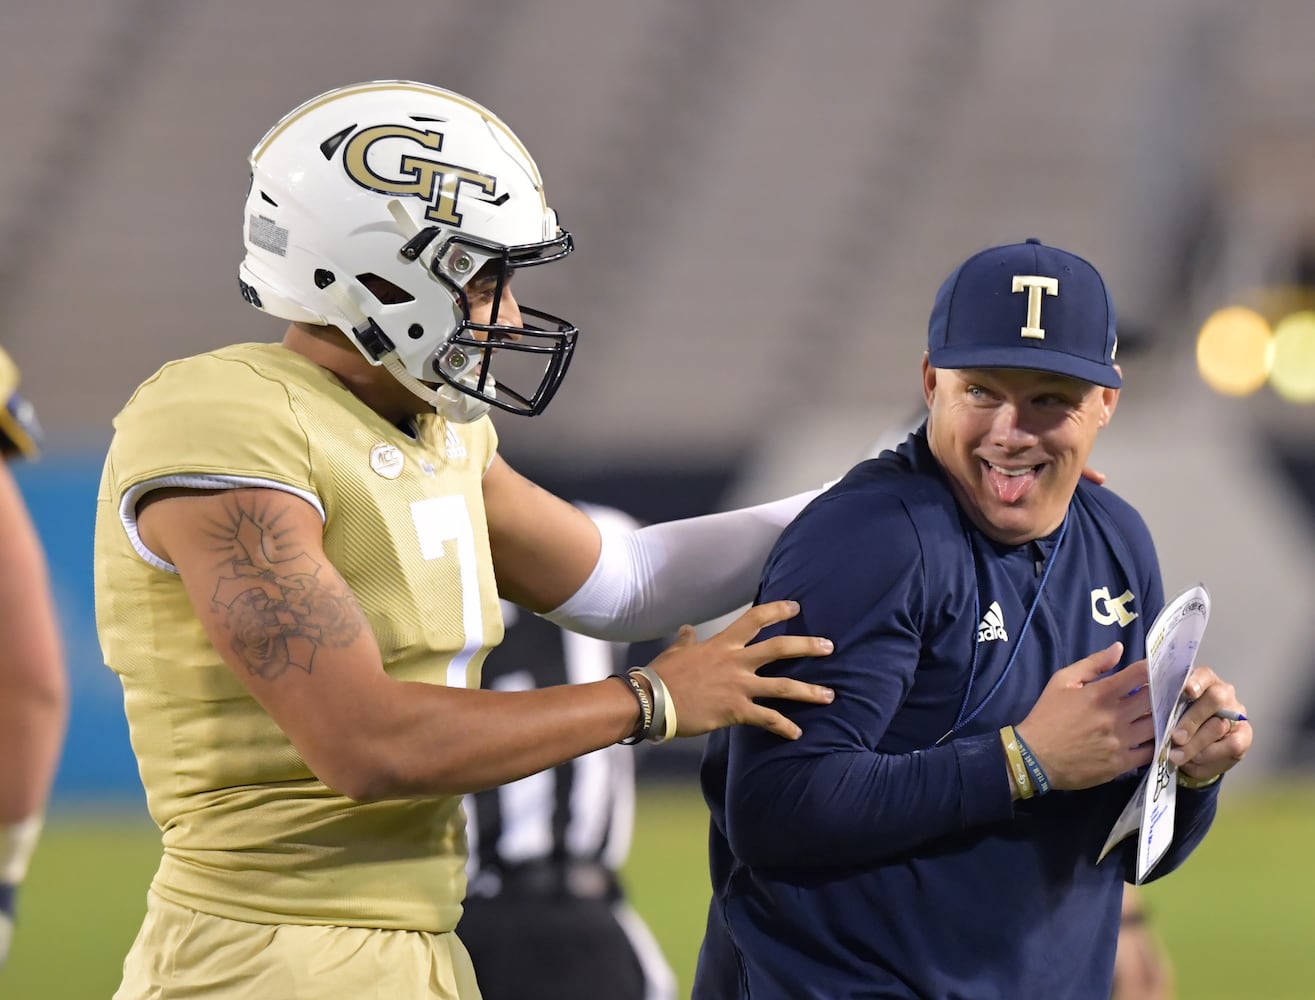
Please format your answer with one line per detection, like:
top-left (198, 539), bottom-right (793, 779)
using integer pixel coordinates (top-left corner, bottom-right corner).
top-left (459, 505), bottom-right (676, 1000)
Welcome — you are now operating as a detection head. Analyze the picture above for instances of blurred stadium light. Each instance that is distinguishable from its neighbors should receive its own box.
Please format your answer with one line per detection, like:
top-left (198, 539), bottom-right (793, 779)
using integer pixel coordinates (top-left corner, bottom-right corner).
top-left (1195, 306), bottom-right (1274, 396)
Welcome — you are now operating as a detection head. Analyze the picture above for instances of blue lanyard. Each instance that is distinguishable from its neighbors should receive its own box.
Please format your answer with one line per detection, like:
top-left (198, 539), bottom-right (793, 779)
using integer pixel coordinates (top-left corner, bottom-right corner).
top-left (935, 512), bottom-right (1070, 745)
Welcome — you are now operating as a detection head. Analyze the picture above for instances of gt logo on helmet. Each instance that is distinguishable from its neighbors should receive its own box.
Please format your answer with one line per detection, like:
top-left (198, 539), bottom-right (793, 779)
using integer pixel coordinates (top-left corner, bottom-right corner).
top-left (342, 124), bottom-right (497, 228)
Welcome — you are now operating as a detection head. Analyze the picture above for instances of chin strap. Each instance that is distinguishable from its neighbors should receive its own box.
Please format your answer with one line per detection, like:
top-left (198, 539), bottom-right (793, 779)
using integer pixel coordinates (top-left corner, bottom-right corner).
top-left (319, 279), bottom-right (492, 424)
top-left (382, 356), bottom-right (491, 424)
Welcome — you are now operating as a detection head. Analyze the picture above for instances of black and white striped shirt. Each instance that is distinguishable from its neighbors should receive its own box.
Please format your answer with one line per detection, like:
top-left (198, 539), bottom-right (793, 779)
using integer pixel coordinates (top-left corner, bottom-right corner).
top-left (464, 601), bottom-right (636, 897)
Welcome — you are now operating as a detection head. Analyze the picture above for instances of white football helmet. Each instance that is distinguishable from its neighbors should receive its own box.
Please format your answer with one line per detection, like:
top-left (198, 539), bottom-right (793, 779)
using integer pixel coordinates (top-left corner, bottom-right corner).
top-left (239, 80), bottom-right (577, 422)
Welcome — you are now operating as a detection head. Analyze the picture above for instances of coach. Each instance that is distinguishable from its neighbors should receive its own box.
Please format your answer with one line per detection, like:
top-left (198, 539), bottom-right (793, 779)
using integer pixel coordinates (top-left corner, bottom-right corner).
top-left (693, 238), bottom-right (1250, 999)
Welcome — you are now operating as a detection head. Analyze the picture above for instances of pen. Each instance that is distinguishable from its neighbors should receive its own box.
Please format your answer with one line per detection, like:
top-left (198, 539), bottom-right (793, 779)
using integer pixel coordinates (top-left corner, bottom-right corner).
top-left (1213, 708), bottom-right (1247, 723)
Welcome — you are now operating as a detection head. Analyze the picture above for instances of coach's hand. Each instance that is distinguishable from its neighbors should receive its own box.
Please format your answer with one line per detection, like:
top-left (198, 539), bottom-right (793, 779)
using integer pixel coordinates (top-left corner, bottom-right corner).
top-left (1166, 666), bottom-right (1250, 786)
top-left (646, 600), bottom-right (834, 741)
top-left (1015, 644), bottom-right (1156, 790)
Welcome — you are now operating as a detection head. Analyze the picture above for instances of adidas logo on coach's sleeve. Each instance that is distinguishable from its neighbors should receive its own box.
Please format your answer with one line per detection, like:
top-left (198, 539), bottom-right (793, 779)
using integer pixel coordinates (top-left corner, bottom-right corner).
top-left (976, 601), bottom-right (1009, 643)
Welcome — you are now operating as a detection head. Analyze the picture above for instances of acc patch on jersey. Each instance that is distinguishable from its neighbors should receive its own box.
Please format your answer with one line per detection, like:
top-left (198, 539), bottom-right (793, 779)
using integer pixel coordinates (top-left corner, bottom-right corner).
top-left (370, 442), bottom-right (405, 479)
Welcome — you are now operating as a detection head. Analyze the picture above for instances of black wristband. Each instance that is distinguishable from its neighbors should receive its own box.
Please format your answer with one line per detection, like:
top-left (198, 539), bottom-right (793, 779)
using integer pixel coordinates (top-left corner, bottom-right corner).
top-left (614, 673), bottom-right (651, 745)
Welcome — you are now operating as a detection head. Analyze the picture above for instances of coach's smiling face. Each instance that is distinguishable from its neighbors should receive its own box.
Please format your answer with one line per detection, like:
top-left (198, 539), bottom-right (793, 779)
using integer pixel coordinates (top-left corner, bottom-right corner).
top-left (922, 359), bottom-right (1119, 545)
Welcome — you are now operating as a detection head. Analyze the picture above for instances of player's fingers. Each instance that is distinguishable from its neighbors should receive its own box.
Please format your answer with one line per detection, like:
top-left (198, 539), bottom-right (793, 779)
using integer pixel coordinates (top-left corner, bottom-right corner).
top-left (670, 623), bottom-right (698, 648)
top-left (750, 675), bottom-right (835, 706)
top-left (741, 704), bottom-right (804, 741)
top-left (1079, 464), bottom-right (1107, 485)
top-left (715, 600), bottom-right (803, 645)
top-left (741, 633), bottom-right (833, 667)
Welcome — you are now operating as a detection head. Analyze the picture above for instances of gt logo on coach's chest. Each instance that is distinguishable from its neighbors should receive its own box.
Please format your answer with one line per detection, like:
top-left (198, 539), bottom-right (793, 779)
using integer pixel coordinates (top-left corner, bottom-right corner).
top-left (342, 124), bottom-right (497, 227)
top-left (1091, 586), bottom-right (1138, 627)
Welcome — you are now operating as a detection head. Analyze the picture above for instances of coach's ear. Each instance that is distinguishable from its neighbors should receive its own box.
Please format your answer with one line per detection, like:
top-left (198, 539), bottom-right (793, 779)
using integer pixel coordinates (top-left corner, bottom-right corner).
top-left (1098, 366), bottom-right (1122, 428)
top-left (921, 353), bottom-right (937, 409)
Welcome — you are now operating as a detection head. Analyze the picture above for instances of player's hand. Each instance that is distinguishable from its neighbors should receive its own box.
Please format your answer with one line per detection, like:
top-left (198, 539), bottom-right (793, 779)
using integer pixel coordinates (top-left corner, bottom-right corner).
top-left (1166, 666), bottom-right (1250, 785)
top-left (645, 600), bottom-right (833, 741)
top-left (1015, 643), bottom-right (1155, 790)
top-left (1080, 465), bottom-right (1106, 485)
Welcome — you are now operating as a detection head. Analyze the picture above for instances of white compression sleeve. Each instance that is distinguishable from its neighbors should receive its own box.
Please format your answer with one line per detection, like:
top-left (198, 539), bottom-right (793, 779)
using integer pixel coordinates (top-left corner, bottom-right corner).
top-left (542, 489), bottom-right (822, 642)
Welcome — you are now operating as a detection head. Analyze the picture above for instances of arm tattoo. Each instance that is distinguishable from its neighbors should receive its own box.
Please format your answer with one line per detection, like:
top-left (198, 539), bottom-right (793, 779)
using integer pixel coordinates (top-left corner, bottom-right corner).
top-left (206, 498), bottom-right (362, 679)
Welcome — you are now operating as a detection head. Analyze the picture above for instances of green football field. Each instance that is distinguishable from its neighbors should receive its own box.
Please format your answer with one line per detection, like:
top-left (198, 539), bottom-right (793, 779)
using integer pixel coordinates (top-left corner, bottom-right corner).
top-left (3, 779), bottom-right (1311, 998)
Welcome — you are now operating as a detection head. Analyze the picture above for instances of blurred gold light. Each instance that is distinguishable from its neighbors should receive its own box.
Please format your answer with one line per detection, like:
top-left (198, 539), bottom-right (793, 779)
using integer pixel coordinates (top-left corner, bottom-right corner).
top-left (1270, 311), bottom-right (1315, 402)
top-left (1195, 307), bottom-right (1274, 397)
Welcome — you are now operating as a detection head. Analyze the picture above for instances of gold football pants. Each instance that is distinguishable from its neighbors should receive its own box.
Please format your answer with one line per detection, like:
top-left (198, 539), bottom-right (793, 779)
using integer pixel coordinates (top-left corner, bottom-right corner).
top-left (116, 889), bottom-right (482, 999)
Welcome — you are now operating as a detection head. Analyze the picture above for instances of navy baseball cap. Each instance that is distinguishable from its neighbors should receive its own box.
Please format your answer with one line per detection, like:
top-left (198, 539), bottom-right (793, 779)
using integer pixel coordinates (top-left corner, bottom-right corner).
top-left (927, 238), bottom-right (1121, 388)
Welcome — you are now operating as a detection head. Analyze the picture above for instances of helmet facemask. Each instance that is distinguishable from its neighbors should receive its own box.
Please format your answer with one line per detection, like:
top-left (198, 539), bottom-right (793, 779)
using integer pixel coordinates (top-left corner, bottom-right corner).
top-left (397, 226), bottom-right (577, 419)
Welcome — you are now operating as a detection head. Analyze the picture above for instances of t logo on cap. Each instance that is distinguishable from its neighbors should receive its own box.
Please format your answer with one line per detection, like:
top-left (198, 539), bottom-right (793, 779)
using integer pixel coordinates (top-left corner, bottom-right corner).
top-left (1011, 275), bottom-right (1058, 340)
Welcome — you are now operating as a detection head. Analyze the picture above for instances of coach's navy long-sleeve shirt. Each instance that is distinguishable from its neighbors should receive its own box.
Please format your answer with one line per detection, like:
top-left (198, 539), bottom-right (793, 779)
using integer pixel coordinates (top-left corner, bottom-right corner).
top-left (694, 428), bottom-right (1220, 1000)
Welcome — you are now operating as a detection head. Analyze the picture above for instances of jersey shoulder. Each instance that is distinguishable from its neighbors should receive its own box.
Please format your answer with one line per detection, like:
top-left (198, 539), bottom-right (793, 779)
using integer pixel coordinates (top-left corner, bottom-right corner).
top-left (106, 344), bottom-right (317, 497)
top-left (767, 452), bottom-right (960, 599)
top-left (803, 447), bottom-right (963, 546)
top-left (1074, 479), bottom-right (1158, 561)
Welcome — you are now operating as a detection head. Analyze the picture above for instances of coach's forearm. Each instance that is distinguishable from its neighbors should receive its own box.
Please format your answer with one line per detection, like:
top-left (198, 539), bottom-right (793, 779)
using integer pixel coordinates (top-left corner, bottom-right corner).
top-left (724, 733), bottom-right (1014, 868)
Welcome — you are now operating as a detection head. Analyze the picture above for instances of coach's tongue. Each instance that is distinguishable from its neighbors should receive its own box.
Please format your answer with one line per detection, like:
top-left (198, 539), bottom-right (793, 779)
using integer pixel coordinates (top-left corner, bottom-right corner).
top-left (987, 466), bottom-right (1037, 503)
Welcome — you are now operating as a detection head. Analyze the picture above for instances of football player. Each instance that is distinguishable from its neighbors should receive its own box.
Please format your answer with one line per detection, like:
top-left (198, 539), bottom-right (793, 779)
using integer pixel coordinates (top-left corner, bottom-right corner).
top-left (95, 81), bottom-right (833, 999)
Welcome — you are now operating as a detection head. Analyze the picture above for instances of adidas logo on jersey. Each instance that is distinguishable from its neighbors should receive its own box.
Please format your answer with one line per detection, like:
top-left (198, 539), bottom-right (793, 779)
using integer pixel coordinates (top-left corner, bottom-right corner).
top-left (445, 425), bottom-right (467, 460)
top-left (977, 601), bottom-right (1008, 643)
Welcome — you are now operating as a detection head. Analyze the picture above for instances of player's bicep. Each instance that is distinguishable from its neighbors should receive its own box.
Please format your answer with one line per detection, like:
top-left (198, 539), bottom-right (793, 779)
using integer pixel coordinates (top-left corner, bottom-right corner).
top-left (483, 454), bottom-right (601, 611)
top-left (136, 488), bottom-right (385, 757)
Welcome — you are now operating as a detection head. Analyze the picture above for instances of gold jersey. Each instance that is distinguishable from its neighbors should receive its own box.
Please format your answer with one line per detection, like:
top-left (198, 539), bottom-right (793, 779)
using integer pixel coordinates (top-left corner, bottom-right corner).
top-left (95, 343), bottom-right (504, 933)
